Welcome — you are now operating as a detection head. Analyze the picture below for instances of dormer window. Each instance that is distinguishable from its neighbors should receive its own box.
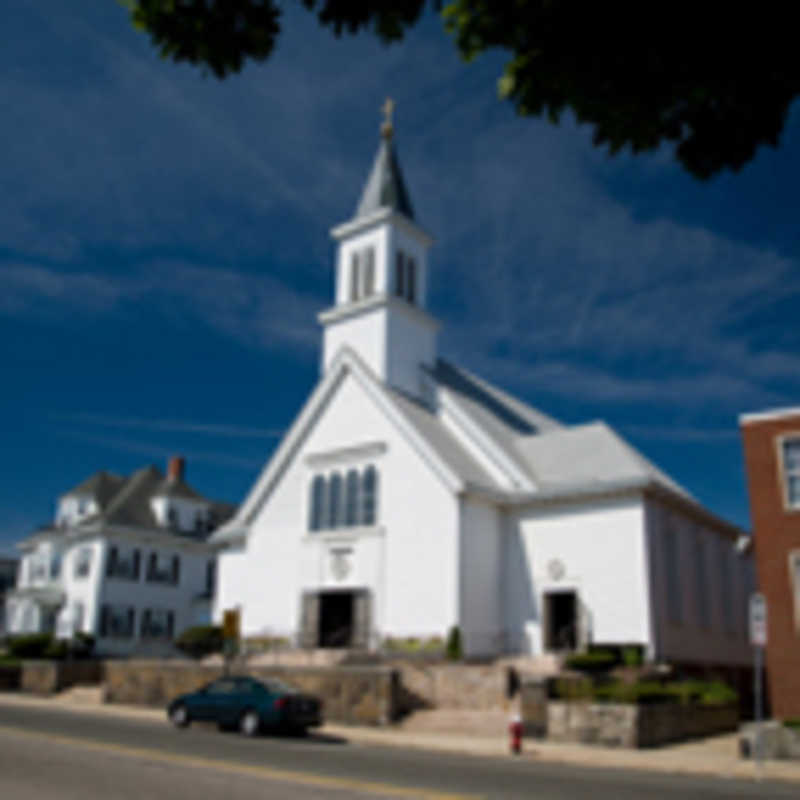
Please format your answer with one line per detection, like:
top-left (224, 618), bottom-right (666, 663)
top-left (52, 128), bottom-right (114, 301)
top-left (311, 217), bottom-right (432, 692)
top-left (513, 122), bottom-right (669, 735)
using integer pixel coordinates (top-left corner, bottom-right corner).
top-left (167, 507), bottom-right (178, 530)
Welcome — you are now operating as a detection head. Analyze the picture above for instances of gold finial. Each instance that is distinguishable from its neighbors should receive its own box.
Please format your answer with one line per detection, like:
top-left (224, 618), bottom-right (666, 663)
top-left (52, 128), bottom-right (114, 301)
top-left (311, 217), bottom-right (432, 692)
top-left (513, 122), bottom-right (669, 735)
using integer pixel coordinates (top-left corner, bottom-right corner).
top-left (381, 97), bottom-right (395, 139)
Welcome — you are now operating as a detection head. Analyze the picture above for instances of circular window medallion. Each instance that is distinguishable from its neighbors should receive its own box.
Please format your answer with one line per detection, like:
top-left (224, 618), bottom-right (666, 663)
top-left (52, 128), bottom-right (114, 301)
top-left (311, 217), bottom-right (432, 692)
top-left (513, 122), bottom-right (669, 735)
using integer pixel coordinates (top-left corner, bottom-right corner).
top-left (330, 548), bottom-right (352, 581)
top-left (547, 558), bottom-right (566, 581)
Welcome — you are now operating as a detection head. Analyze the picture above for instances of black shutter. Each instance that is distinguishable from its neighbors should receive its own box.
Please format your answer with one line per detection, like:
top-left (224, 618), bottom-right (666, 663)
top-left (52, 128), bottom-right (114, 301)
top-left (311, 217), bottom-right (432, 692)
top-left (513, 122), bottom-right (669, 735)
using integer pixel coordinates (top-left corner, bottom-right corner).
top-left (167, 611), bottom-right (175, 639)
top-left (147, 552), bottom-right (156, 581)
top-left (141, 609), bottom-right (150, 638)
top-left (126, 608), bottom-right (135, 638)
top-left (99, 605), bottom-right (109, 637)
top-left (106, 546), bottom-right (117, 577)
top-left (133, 550), bottom-right (141, 580)
top-left (172, 555), bottom-right (180, 586)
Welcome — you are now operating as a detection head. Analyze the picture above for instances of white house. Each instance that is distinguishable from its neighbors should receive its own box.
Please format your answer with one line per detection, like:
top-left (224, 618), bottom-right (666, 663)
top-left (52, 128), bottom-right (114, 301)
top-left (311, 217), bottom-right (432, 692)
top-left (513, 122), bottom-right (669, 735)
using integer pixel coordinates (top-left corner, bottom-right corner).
top-left (5, 457), bottom-right (233, 655)
top-left (212, 113), bottom-right (755, 668)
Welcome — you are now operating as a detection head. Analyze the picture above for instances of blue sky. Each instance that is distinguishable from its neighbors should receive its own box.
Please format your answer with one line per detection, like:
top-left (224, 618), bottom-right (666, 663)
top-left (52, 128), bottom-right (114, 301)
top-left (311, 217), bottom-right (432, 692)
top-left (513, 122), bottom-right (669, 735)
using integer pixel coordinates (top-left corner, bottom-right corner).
top-left (2, 2), bottom-right (799, 554)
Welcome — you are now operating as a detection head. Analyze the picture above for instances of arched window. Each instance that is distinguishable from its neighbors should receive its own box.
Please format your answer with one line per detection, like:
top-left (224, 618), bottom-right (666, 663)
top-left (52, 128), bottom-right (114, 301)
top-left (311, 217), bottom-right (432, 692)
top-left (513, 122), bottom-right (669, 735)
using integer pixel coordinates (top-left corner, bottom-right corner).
top-left (328, 472), bottom-right (343, 529)
top-left (362, 465), bottom-right (379, 526)
top-left (406, 257), bottom-right (416, 304)
top-left (345, 469), bottom-right (360, 526)
top-left (309, 475), bottom-right (326, 531)
top-left (395, 251), bottom-right (405, 297)
top-left (350, 253), bottom-right (361, 301)
top-left (363, 247), bottom-right (375, 297)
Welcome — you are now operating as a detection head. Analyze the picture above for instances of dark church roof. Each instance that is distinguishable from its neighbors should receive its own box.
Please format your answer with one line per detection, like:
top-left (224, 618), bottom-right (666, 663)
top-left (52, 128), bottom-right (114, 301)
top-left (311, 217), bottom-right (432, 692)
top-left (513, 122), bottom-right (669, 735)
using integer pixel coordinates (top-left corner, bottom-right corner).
top-left (354, 135), bottom-right (415, 222)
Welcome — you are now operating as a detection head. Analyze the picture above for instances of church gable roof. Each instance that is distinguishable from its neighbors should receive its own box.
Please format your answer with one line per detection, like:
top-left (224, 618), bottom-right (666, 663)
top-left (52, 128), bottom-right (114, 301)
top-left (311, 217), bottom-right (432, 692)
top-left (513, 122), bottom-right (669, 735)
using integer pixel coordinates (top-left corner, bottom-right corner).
top-left (513, 421), bottom-right (692, 499)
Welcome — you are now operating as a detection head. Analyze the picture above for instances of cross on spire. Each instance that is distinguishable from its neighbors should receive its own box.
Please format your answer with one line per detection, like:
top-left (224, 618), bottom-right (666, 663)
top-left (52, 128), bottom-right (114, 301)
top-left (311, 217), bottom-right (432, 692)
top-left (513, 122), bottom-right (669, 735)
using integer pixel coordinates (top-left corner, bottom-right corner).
top-left (381, 97), bottom-right (395, 139)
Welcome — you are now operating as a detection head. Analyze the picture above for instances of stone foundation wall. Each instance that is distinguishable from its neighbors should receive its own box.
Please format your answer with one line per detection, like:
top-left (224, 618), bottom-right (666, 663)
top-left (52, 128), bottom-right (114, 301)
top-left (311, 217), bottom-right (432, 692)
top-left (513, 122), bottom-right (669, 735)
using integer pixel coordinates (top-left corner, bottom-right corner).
top-left (21, 660), bottom-right (104, 695)
top-left (388, 661), bottom-right (509, 712)
top-left (103, 661), bottom-right (399, 726)
top-left (0, 664), bottom-right (21, 690)
top-left (546, 701), bottom-right (739, 748)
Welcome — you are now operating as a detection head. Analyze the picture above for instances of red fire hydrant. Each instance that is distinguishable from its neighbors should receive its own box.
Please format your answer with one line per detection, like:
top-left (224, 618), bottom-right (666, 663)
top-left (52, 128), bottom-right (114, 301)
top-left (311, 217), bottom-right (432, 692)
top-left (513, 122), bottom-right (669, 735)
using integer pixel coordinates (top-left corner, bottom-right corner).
top-left (509, 714), bottom-right (523, 755)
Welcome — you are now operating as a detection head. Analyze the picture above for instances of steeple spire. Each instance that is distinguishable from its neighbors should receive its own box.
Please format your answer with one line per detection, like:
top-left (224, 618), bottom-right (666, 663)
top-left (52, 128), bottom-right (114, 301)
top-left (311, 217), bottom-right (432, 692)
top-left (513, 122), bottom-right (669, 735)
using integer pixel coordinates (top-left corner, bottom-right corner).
top-left (354, 99), bottom-right (415, 221)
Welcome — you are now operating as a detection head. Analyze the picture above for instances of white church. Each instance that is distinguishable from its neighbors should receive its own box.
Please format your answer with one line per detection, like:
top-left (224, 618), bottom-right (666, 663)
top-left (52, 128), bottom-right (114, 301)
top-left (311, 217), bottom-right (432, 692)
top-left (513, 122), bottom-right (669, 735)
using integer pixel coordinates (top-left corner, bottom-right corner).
top-left (213, 109), bottom-right (754, 668)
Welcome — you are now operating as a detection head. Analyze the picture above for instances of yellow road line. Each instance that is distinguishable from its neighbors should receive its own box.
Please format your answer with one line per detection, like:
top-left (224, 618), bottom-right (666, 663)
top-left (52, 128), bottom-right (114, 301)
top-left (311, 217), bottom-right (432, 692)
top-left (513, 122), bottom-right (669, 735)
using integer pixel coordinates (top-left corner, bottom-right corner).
top-left (0, 724), bottom-right (481, 800)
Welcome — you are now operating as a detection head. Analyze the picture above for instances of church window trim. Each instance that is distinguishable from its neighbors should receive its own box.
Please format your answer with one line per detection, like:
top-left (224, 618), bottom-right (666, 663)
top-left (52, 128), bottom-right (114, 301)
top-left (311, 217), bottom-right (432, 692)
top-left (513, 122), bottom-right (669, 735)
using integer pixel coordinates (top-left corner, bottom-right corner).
top-left (307, 465), bottom-right (379, 533)
top-left (349, 252), bottom-right (361, 302)
top-left (328, 472), bottom-right (344, 529)
top-left (406, 257), bottom-right (416, 304)
top-left (395, 251), bottom-right (405, 298)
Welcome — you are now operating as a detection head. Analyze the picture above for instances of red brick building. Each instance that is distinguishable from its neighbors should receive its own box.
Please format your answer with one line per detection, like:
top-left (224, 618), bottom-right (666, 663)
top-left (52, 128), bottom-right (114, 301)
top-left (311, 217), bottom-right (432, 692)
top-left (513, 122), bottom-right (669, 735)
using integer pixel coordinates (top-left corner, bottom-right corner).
top-left (740, 407), bottom-right (800, 720)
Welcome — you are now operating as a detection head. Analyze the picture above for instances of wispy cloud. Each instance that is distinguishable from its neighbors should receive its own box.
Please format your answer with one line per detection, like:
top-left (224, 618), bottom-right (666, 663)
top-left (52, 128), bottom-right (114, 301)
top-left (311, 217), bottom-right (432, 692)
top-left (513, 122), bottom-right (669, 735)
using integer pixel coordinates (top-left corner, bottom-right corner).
top-left (0, 260), bottom-right (323, 353)
top-left (59, 412), bottom-right (284, 439)
top-left (57, 430), bottom-right (265, 471)
top-left (618, 425), bottom-right (740, 443)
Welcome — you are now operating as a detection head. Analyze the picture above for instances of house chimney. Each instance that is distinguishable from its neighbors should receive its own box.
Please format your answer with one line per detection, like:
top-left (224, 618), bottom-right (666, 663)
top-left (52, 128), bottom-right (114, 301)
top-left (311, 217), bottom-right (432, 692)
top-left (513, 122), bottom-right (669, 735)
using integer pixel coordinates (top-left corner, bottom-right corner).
top-left (167, 456), bottom-right (185, 482)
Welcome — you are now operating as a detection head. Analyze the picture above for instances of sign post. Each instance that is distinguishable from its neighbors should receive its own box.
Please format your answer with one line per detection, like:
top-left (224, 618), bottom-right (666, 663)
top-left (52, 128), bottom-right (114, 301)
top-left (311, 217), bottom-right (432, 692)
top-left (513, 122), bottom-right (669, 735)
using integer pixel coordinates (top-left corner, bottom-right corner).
top-left (749, 592), bottom-right (767, 772)
top-left (222, 608), bottom-right (240, 676)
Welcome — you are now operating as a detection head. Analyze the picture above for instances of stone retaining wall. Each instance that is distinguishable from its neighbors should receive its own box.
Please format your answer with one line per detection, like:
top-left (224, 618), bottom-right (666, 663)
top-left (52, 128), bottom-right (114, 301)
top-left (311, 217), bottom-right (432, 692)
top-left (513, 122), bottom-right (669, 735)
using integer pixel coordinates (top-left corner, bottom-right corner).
top-left (388, 661), bottom-right (509, 712)
top-left (0, 664), bottom-right (21, 690)
top-left (103, 661), bottom-right (399, 726)
top-left (21, 660), bottom-right (104, 695)
top-left (546, 701), bottom-right (739, 748)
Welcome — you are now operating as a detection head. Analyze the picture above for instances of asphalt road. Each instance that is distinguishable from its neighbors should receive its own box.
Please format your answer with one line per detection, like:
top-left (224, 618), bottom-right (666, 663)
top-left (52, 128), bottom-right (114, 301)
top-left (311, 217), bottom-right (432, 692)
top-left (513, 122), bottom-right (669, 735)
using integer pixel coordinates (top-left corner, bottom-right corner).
top-left (0, 703), bottom-right (795, 799)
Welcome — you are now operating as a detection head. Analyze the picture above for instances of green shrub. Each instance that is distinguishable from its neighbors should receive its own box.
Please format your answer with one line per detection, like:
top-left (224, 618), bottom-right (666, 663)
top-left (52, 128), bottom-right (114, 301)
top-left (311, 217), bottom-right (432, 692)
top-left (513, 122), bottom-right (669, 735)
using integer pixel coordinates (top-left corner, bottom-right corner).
top-left (445, 626), bottom-right (462, 661)
top-left (71, 632), bottom-right (95, 658)
top-left (43, 639), bottom-right (69, 660)
top-left (784, 718), bottom-right (800, 731)
top-left (555, 677), bottom-right (738, 707)
top-left (383, 636), bottom-right (444, 655)
top-left (565, 650), bottom-right (617, 673)
top-left (551, 677), bottom-right (594, 701)
top-left (695, 681), bottom-right (738, 707)
top-left (621, 646), bottom-right (643, 667)
top-left (7, 633), bottom-right (53, 659)
top-left (175, 625), bottom-right (224, 659)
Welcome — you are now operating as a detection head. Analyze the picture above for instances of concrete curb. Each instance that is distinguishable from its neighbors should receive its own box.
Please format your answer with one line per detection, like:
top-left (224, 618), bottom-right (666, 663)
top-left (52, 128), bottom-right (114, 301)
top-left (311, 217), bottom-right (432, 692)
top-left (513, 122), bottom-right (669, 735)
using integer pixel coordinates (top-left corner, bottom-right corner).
top-left (2, 693), bottom-right (800, 784)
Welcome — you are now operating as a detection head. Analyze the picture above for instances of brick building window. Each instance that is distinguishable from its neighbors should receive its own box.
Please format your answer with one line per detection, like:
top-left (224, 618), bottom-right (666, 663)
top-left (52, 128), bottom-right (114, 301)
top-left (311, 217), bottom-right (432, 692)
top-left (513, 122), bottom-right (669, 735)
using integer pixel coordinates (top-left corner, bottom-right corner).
top-left (781, 438), bottom-right (800, 509)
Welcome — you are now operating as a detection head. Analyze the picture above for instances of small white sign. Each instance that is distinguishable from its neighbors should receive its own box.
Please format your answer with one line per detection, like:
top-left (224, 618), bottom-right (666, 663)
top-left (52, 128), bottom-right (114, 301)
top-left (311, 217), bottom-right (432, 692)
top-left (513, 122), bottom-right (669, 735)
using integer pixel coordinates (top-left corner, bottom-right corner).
top-left (749, 592), bottom-right (768, 647)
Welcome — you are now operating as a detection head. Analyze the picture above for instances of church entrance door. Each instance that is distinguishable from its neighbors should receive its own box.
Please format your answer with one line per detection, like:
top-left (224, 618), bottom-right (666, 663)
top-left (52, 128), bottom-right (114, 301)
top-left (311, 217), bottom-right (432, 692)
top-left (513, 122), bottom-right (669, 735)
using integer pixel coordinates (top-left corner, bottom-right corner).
top-left (318, 591), bottom-right (354, 647)
top-left (544, 590), bottom-right (578, 651)
top-left (299, 588), bottom-right (372, 649)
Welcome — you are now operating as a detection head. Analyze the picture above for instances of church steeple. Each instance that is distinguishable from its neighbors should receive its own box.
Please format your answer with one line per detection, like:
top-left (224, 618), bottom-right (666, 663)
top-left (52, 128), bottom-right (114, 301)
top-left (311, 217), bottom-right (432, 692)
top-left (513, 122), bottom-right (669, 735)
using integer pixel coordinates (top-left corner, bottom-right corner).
top-left (318, 101), bottom-right (438, 400)
top-left (354, 99), bottom-right (415, 221)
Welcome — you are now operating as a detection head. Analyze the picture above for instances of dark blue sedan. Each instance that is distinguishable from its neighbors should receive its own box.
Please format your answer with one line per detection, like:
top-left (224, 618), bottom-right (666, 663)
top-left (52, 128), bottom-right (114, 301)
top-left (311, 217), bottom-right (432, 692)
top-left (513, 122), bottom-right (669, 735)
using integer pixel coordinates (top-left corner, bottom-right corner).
top-left (167, 675), bottom-right (323, 736)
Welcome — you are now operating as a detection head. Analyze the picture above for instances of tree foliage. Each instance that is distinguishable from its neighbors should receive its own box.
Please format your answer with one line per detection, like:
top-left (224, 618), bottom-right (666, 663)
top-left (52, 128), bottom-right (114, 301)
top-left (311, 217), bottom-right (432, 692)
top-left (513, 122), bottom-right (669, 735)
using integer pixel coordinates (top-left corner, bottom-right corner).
top-left (127, 1), bottom-right (800, 178)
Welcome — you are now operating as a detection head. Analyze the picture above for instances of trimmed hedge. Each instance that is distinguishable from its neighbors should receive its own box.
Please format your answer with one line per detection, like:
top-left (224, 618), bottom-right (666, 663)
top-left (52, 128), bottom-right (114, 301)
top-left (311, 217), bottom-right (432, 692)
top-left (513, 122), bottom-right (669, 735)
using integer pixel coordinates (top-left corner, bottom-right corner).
top-left (564, 650), bottom-right (617, 673)
top-left (7, 633), bottom-right (53, 659)
top-left (552, 678), bottom-right (738, 707)
top-left (175, 625), bottom-right (224, 659)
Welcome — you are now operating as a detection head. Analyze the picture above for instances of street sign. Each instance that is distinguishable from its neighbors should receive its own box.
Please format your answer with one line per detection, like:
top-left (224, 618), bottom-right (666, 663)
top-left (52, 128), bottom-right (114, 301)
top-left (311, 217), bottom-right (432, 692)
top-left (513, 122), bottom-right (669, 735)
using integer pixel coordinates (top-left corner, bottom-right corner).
top-left (222, 608), bottom-right (240, 641)
top-left (749, 593), bottom-right (767, 646)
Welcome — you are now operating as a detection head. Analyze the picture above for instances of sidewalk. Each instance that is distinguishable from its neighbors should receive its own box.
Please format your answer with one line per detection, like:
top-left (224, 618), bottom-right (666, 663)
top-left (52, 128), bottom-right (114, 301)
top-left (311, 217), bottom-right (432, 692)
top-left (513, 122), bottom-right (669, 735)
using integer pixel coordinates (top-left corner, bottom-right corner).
top-left (2, 692), bottom-right (800, 785)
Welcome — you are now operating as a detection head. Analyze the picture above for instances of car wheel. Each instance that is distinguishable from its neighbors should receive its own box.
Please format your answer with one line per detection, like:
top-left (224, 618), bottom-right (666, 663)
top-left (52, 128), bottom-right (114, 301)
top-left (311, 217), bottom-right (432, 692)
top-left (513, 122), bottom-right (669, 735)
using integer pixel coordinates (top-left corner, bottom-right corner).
top-left (239, 709), bottom-right (260, 737)
top-left (169, 704), bottom-right (190, 729)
